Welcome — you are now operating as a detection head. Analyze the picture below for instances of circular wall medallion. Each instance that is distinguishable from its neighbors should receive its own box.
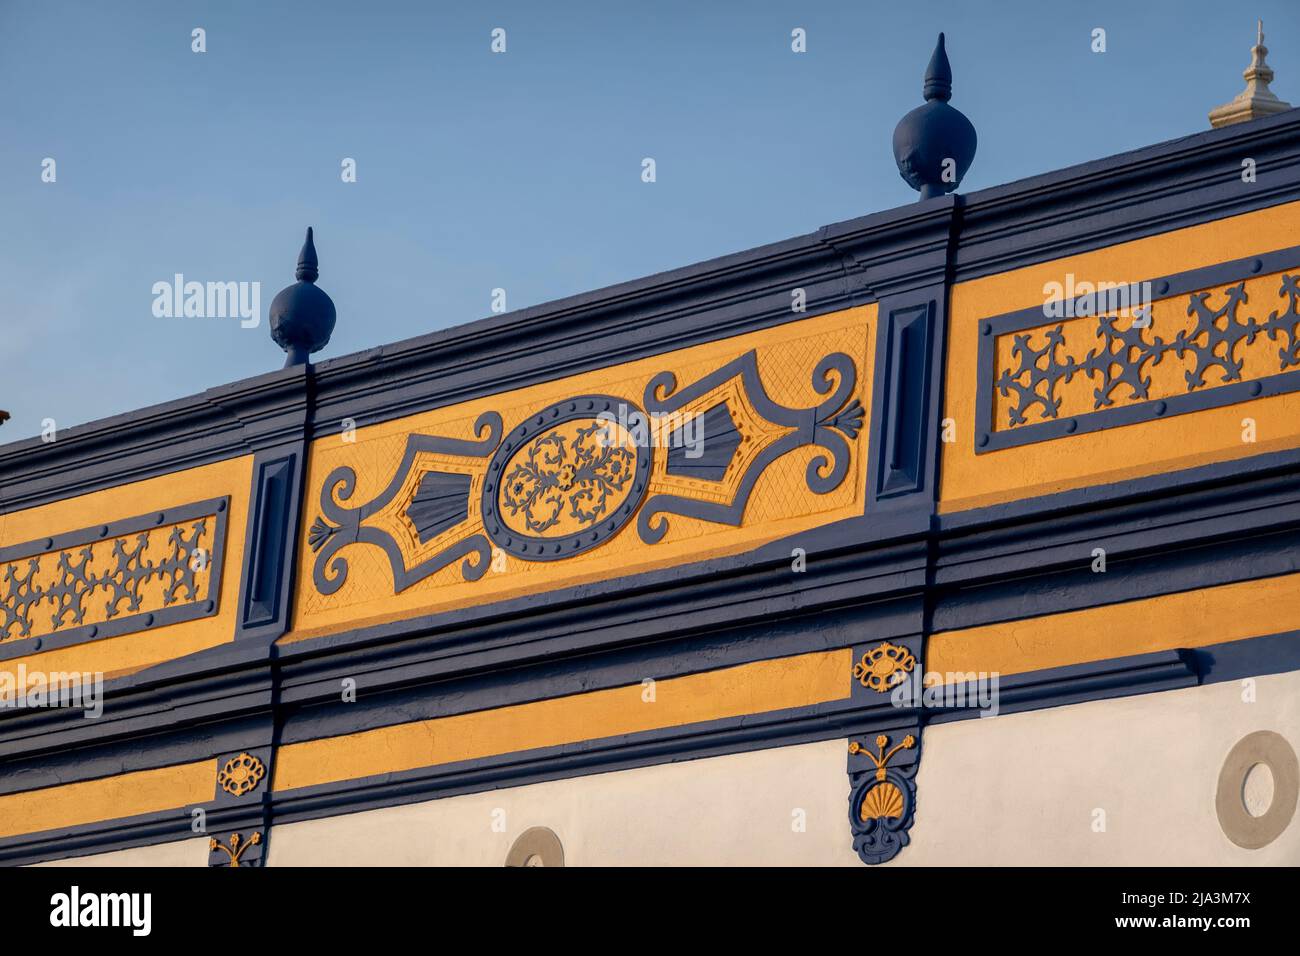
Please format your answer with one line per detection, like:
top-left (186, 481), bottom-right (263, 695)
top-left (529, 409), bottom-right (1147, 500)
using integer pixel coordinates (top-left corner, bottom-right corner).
top-left (482, 396), bottom-right (652, 561)
top-left (504, 827), bottom-right (565, 867)
top-left (1215, 730), bottom-right (1299, 850)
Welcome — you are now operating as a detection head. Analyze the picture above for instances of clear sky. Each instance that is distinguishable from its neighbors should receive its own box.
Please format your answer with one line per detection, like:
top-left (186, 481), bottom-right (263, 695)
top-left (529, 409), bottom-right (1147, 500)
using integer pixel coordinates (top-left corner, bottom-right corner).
top-left (1, 0), bottom-right (1296, 440)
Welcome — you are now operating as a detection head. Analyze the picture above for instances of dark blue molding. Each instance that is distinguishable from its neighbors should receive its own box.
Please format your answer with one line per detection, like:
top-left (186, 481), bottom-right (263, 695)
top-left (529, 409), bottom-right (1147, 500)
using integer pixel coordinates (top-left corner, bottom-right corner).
top-left (0, 497), bottom-right (229, 664)
top-left (2, 443), bottom-right (1298, 793)
top-left (5, 445), bottom-right (1295, 801)
top-left (0, 638), bottom-right (274, 792)
top-left (0, 531), bottom-right (925, 793)
top-left (9, 627), bottom-right (1283, 867)
top-left (1189, 626), bottom-right (1300, 684)
top-left (954, 108), bottom-right (1300, 283)
top-left (7, 442), bottom-right (1295, 776)
top-left (974, 244), bottom-right (1300, 453)
top-left (0, 365), bottom-right (311, 517)
top-left (926, 649), bottom-right (1198, 724)
top-left (933, 466), bottom-right (1300, 632)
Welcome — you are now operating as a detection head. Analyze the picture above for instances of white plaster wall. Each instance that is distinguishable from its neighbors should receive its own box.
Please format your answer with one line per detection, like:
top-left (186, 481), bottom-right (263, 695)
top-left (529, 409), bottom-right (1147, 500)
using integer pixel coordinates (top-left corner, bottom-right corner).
top-left (34, 669), bottom-right (1300, 866)
top-left (905, 668), bottom-right (1300, 865)
top-left (268, 669), bottom-right (1300, 866)
top-left (37, 837), bottom-right (209, 867)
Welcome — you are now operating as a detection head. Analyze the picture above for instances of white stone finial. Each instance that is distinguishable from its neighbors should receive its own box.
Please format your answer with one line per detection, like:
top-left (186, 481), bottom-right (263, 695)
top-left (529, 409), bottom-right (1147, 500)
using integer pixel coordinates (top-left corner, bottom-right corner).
top-left (1209, 20), bottom-right (1292, 128)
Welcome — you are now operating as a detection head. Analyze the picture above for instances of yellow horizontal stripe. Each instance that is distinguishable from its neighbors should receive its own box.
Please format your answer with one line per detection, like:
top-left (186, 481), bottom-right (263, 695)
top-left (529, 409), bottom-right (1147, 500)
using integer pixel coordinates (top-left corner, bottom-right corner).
top-left (0, 760), bottom-right (213, 839)
top-left (929, 572), bottom-right (1300, 680)
top-left (273, 649), bottom-right (851, 792)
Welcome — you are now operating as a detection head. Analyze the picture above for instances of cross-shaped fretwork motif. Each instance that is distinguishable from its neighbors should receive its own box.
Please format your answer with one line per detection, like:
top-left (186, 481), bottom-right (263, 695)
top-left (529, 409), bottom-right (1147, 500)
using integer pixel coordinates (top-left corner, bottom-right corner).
top-left (995, 326), bottom-right (1080, 425)
top-left (1264, 274), bottom-right (1300, 370)
top-left (47, 547), bottom-right (95, 631)
top-left (0, 516), bottom-right (212, 643)
top-left (995, 274), bottom-right (1300, 429)
top-left (159, 521), bottom-right (206, 606)
top-left (1, 561), bottom-right (44, 640)
top-left (1080, 315), bottom-right (1173, 408)
top-left (101, 534), bottom-right (154, 620)
top-left (1175, 283), bottom-right (1259, 390)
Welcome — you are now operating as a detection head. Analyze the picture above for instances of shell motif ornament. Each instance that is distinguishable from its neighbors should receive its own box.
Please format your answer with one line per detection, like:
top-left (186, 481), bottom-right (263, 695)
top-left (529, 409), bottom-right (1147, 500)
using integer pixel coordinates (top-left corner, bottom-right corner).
top-left (858, 781), bottom-right (905, 821)
top-left (847, 732), bottom-right (919, 865)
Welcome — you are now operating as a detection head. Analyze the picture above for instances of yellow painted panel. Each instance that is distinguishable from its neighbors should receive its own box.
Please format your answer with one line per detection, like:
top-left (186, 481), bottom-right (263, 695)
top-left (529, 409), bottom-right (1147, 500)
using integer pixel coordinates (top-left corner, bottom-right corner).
top-left (0, 759), bottom-right (213, 839)
top-left (929, 572), bottom-right (1300, 679)
top-left (288, 307), bottom-right (875, 643)
top-left (273, 648), bottom-right (852, 792)
top-left (0, 456), bottom-right (254, 682)
top-left (991, 268), bottom-right (1299, 433)
top-left (941, 200), bottom-right (1300, 513)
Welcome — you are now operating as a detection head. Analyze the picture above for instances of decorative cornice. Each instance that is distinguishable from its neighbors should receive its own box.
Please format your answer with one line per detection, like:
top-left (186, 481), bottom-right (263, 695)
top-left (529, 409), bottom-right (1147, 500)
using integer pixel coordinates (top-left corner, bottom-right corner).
top-left (0, 365), bottom-right (310, 514)
top-left (2, 112), bottom-right (1298, 515)
top-left (955, 108), bottom-right (1300, 281)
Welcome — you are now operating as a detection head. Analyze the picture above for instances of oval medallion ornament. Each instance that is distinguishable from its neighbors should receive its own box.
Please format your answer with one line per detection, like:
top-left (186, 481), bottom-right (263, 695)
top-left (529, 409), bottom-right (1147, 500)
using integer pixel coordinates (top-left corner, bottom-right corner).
top-left (482, 396), bottom-right (653, 560)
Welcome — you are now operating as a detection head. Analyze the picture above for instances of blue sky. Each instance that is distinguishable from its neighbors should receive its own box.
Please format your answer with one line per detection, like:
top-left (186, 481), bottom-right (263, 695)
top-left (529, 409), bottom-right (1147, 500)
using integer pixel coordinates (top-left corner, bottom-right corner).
top-left (1, 0), bottom-right (1296, 439)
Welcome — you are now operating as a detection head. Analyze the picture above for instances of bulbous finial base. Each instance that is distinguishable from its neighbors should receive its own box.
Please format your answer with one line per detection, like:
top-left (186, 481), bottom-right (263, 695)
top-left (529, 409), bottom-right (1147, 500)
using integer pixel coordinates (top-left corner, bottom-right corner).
top-left (893, 33), bottom-right (978, 201)
top-left (269, 227), bottom-right (336, 367)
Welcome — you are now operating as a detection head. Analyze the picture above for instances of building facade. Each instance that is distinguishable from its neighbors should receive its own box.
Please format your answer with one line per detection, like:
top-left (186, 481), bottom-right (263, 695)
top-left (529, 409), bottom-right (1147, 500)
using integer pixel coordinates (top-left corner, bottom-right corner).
top-left (2, 43), bottom-right (1299, 867)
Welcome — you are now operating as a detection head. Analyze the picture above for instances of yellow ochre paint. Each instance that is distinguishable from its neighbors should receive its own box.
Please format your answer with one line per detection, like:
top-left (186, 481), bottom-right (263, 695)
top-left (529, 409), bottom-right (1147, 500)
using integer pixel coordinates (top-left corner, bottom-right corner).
top-left (286, 306), bottom-right (875, 644)
top-left (272, 648), bottom-right (852, 792)
top-left (0, 456), bottom-right (254, 683)
top-left (929, 572), bottom-right (1300, 680)
top-left (0, 759), bottom-right (213, 839)
top-left (941, 200), bottom-right (1300, 513)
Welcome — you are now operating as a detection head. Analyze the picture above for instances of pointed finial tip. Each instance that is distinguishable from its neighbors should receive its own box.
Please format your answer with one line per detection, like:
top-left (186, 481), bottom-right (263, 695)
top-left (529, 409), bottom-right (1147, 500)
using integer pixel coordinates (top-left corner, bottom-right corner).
top-left (296, 226), bottom-right (319, 282)
top-left (924, 31), bottom-right (953, 102)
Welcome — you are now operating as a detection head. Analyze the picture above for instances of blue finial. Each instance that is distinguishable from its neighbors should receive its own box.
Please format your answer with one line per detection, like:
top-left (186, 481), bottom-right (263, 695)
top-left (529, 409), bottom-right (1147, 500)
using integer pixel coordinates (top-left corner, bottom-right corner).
top-left (892, 33), bottom-right (978, 201)
top-left (269, 227), bottom-right (336, 367)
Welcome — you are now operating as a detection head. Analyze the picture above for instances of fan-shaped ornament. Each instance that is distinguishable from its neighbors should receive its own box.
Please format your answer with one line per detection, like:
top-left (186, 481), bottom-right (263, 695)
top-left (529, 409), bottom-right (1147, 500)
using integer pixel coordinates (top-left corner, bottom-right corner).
top-left (847, 733), bottom-right (919, 865)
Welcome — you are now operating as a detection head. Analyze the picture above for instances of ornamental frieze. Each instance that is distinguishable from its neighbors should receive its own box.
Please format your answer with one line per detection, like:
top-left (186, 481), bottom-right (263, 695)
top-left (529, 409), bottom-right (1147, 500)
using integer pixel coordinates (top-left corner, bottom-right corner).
top-left (0, 498), bottom-right (228, 659)
top-left (299, 315), bottom-right (870, 618)
top-left (975, 245), bottom-right (1300, 452)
